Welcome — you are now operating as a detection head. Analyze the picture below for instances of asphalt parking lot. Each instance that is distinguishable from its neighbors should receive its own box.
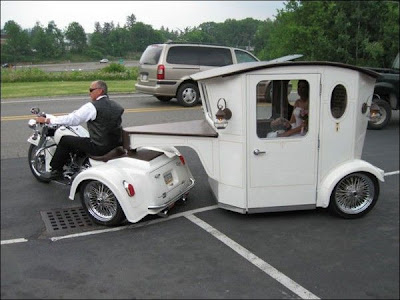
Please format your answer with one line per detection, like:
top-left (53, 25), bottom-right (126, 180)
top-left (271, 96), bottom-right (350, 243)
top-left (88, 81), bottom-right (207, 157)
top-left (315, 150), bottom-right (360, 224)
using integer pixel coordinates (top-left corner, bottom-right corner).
top-left (1, 109), bottom-right (399, 299)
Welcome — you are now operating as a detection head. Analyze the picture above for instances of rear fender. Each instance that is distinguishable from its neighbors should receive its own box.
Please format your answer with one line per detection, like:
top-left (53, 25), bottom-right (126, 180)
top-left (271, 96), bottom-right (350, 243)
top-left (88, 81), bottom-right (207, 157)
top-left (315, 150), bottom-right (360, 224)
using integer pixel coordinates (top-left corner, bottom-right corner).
top-left (69, 163), bottom-right (150, 223)
top-left (317, 159), bottom-right (384, 208)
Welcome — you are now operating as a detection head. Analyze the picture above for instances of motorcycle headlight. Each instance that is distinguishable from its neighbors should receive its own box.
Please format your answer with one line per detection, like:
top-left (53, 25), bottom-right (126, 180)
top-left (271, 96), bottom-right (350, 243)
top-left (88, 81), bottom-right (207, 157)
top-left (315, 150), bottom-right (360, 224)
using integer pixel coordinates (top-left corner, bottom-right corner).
top-left (28, 119), bottom-right (37, 129)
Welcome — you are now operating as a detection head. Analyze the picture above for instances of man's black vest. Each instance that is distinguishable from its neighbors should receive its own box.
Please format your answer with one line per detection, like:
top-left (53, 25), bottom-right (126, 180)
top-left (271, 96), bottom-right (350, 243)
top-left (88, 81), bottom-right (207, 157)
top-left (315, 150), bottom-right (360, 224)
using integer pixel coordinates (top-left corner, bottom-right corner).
top-left (87, 96), bottom-right (124, 149)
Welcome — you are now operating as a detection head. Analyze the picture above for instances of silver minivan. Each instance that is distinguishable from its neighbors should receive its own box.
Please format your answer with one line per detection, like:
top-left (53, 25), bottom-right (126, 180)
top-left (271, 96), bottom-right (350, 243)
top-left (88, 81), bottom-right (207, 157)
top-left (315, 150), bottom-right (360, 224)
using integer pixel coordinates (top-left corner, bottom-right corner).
top-left (135, 43), bottom-right (259, 107)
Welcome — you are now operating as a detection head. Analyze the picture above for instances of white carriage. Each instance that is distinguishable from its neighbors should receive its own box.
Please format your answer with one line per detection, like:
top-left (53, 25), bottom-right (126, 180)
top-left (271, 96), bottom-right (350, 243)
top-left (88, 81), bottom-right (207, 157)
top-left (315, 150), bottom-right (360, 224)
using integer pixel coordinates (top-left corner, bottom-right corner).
top-left (121, 61), bottom-right (384, 219)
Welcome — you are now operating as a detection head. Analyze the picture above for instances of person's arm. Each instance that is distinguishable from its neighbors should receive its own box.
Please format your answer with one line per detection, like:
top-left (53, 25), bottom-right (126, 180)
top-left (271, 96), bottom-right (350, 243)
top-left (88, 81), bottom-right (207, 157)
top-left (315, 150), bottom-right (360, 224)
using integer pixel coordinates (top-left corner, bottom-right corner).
top-left (36, 103), bottom-right (96, 125)
top-left (277, 124), bottom-right (303, 137)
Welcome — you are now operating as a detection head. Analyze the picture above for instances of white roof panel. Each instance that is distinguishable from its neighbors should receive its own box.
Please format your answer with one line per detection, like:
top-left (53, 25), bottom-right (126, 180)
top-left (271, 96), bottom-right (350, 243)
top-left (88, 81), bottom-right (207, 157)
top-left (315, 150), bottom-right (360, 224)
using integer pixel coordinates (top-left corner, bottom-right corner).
top-left (190, 56), bottom-right (379, 81)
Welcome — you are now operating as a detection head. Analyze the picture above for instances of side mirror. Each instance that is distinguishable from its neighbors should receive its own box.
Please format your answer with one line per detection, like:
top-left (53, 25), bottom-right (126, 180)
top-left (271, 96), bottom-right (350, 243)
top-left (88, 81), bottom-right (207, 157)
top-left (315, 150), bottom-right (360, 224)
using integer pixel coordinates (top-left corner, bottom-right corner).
top-left (30, 107), bottom-right (40, 115)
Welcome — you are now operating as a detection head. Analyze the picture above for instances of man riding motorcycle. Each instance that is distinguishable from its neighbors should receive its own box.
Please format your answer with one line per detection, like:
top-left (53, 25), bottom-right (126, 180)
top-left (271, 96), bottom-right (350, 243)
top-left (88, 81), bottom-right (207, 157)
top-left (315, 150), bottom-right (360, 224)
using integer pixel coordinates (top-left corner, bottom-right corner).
top-left (36, 80), bottom-right (124, 180)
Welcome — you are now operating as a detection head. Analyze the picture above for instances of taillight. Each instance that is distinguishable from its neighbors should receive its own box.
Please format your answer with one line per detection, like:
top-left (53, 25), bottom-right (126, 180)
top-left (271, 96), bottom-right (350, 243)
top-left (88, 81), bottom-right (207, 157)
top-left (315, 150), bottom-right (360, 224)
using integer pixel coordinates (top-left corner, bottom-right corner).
top-left (123, 181), bottom-right (135, 197)
top-left (157, 64), bottom-right (165, 80)
top-left (179, 155), bottom-right (185, 165)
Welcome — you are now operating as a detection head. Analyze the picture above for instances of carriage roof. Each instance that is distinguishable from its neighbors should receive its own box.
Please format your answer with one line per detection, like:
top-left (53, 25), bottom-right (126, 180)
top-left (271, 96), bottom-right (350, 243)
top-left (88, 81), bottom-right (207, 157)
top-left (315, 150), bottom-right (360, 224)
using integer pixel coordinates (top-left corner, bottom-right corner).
top-left (190, 60), bottom-right (380, 81)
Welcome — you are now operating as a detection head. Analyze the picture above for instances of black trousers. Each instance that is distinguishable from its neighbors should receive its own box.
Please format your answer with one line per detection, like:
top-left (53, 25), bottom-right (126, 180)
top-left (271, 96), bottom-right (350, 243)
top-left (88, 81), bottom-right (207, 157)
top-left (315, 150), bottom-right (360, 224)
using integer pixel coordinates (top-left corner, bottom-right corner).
top-left (50, 136), bottom-right (113, 170)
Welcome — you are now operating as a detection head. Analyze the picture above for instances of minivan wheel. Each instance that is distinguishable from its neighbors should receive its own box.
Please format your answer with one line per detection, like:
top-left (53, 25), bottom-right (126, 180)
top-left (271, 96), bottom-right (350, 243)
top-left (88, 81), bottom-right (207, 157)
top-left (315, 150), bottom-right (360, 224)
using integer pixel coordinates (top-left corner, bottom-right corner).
top-left (177, 83), bottom-right (200, 107)
top-left (156, 96), bottom-right (172, 102)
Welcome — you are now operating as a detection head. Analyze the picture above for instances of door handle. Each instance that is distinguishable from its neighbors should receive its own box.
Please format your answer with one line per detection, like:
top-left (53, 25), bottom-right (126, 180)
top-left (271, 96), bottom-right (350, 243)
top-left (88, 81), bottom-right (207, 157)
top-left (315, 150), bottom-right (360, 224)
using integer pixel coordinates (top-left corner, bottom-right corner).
top-left (253, 149), bottom-right (266, 155)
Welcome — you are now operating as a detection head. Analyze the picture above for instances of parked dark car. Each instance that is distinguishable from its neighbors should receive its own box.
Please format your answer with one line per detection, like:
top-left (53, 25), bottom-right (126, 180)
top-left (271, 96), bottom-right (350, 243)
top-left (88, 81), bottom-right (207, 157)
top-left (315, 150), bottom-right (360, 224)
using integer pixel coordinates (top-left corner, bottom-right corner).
top-left (365, 53), bottom-right (399, 130)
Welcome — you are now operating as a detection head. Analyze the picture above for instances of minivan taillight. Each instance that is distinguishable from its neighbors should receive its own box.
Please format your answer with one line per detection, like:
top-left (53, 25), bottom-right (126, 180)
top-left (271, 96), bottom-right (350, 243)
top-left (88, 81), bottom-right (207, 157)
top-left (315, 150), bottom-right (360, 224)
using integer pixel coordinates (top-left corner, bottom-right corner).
top-left (157, 64), bottom-right (165, 80)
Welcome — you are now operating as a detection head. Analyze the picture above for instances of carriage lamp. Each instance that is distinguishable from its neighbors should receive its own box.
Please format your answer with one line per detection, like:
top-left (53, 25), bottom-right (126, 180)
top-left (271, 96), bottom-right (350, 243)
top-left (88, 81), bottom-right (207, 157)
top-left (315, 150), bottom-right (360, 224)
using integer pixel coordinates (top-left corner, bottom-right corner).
top-left (214, 98), bottom-right (232, 129)
top-left (369, 102), bottom-right (381, 121)
top-left (362, 101), bottom-right (381, 122)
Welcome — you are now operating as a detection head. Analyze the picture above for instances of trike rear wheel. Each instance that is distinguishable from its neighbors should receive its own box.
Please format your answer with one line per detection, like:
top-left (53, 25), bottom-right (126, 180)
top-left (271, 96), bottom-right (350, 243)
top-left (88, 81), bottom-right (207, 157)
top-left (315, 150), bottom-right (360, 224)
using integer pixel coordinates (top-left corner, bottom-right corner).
top-left (81, 180), bottom-right (126, 226)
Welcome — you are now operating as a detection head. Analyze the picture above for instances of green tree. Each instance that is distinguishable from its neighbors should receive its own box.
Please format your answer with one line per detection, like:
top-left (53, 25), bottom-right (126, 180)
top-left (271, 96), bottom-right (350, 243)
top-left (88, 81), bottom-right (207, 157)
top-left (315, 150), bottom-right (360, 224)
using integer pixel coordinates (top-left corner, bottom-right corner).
top-left (253, 19), bottom-right (274, 60)
top-left (46, 21), bottom-right (65, 58)
top-left (128, 22), bottom-right (163, 52)
top-left (30, 21), bottom-right (64, 60)
top-left (264, 0), bottom-right (399, 67)
top-left (108, 26), bottom-right (129, 57)
top-left (1, 20), bottom-right (32, 63)
top-left (126, 14), bottom-right (136, 29)
top-left (65, 21), bottom-right (87, 53)
top-left (31, 22), bottom-right (51, 59)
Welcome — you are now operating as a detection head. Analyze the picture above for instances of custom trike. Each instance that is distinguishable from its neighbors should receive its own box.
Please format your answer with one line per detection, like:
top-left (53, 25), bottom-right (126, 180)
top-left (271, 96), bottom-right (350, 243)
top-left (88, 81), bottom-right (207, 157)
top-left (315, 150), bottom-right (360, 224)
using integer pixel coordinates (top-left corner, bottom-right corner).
top-left (28, 60), bottom-right (384, 226)
top-left (27, 108), bottom-right (195, 226)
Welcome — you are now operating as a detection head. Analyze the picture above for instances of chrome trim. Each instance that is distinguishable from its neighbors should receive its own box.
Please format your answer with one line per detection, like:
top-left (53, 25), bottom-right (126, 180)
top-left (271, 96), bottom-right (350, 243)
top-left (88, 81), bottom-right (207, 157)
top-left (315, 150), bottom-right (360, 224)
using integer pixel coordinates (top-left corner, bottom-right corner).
top-left (218, 203), bottom-right (316, 214)
top-left (148, 178), bottom-right (195, 211)
top-left (247, 204), bottom-right (315, 214)
top-left (218, 202), bottom-right (246, 214)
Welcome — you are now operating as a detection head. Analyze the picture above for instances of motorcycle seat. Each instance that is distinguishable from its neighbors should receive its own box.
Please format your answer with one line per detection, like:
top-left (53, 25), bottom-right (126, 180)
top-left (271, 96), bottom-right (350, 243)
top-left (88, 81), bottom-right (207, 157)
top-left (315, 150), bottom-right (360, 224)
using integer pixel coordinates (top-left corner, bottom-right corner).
top-left (90, 146), bottom-right (127, 162)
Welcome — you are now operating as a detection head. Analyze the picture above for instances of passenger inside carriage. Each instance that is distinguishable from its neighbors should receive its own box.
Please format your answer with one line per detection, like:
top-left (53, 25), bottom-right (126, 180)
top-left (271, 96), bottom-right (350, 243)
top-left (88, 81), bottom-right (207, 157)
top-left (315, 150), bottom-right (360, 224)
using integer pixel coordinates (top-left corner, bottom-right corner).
top-left (256, 79), bottom-right (309, 138)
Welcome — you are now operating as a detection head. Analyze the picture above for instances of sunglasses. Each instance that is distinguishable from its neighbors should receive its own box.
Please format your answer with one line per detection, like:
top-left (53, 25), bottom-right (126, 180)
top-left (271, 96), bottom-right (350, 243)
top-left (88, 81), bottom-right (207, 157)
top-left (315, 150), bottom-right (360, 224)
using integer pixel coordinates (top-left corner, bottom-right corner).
top-left (89, 88), bottom-right (100, 92)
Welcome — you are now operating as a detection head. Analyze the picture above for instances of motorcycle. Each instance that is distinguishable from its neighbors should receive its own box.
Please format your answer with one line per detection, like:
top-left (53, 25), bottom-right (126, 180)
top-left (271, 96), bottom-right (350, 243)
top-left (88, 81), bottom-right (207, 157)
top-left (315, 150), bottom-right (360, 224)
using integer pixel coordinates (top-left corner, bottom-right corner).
top-left (27, 107), bottom-right (91, 184)
top-left (27, 107), bottom-right (195, 226)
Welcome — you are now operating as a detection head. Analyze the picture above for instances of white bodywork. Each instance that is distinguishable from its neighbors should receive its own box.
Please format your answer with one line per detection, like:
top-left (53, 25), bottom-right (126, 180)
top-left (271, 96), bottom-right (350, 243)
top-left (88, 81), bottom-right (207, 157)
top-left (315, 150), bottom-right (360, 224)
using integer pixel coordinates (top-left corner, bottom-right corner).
top-left (124, 61), bottom-right (384, 214)
top-left (68, 146), bottom-right (194, 223)
top-left (28, 115), bottom-right (194, 224)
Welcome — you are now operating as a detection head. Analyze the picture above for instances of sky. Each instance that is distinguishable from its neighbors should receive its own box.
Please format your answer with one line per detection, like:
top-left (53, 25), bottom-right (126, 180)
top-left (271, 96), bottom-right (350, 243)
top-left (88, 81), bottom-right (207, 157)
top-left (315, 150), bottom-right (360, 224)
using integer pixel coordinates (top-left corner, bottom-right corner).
top-left (1, 1), bottom-right (286, 33)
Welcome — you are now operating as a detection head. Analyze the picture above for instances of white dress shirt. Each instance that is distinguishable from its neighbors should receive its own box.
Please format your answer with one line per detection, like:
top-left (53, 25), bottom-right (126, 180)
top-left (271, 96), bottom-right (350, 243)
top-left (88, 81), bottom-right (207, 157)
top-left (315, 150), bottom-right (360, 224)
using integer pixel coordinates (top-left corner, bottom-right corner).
top-left (49, 95), bottom-right (107, 126)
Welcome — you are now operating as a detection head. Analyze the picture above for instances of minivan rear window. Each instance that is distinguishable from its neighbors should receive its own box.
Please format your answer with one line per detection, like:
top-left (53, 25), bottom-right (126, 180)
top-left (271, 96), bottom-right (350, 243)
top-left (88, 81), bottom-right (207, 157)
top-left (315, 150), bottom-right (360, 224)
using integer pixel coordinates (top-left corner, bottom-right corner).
top-left (140, 45), bottom-right (163, 65)
top-left (235, 50), bottom-right (258, 63)
top-left (166, 46), bottom-right (233, 66)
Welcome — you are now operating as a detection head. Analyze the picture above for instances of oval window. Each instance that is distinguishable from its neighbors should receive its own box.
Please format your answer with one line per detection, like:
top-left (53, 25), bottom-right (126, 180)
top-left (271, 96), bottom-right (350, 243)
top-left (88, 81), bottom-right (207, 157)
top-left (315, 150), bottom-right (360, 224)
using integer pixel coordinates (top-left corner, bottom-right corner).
top-left (330, 84), bottom-right (347, 119)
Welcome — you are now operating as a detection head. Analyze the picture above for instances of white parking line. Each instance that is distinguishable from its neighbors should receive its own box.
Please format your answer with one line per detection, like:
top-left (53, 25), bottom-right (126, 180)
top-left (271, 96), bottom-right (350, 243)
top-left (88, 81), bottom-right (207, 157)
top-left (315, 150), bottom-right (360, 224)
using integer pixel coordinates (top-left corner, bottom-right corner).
top-left (2, 206), bottom-right (319, 298)
top-left (186, 214), bottom-right (320, 300)
top-left (384, 170), bottom-right (400, 176)
top-left (1, 238), bottom-right (28, 245)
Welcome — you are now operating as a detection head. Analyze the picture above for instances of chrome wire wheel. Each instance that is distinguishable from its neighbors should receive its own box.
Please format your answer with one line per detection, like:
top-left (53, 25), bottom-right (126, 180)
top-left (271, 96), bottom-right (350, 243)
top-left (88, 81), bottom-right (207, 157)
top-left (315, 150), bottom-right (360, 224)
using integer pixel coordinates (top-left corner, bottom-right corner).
top-left (82, 180), bottom-right (124, 225)
top-left (31, 148), bottom-right (46, 175)
top-left (330, 172), bottom-right (379, 218)
top-left (28, 144), bottom-right (51, 183)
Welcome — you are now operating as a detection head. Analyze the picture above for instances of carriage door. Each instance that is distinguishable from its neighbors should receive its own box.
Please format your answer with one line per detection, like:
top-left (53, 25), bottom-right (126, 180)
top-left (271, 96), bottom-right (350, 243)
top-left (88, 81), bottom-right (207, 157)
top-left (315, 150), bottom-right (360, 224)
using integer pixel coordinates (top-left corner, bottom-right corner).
top-left (247, 74), bottom-right (320, 211)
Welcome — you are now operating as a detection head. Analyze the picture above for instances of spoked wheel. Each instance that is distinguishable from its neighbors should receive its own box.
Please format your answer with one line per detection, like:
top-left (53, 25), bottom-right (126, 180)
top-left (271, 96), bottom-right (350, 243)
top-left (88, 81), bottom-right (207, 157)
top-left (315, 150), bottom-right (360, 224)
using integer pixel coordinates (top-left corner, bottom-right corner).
top-left (28, 144), bottom-right (51, 183)
top-left (81, 180), bottom-right (125, 226)
top-left (329, 172), bottom-right (379, 219)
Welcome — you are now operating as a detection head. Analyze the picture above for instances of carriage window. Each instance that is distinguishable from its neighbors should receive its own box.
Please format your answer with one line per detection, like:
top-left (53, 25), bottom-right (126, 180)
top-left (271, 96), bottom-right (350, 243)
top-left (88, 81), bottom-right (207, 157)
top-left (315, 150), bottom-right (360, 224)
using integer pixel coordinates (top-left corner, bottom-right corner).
top-left (330, 84), bottom-right (347, 119)
top-left (256, 79), bottom-right (309, 138)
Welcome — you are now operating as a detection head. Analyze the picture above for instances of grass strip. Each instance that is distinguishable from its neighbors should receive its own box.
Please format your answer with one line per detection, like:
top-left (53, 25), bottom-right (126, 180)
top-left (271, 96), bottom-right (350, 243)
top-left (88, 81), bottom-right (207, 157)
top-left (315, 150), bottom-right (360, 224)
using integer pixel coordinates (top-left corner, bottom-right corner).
top-left (1, 80), bottom-right (136, 98)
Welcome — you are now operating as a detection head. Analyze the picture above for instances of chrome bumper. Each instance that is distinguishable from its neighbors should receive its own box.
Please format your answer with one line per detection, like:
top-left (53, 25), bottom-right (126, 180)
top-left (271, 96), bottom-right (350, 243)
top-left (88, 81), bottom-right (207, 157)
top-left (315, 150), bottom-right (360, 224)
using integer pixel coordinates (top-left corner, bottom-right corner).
top-left (148, 178), bottom-right (195, 211)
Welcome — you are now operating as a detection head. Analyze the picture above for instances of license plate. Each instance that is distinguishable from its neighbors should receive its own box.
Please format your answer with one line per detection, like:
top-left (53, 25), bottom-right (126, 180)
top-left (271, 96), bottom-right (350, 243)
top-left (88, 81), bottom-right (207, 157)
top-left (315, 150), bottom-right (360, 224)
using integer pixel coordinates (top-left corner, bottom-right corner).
top-left (141, 74), bottom-right (148, 81)
top-left (164, 172), bottom-right (173, 185)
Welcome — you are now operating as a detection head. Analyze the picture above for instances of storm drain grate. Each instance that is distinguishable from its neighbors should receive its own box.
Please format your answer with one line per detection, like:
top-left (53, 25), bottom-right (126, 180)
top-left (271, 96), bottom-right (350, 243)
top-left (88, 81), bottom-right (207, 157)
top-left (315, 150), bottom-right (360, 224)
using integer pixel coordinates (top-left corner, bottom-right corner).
top-left (41, 207), bottom-right (97, 233)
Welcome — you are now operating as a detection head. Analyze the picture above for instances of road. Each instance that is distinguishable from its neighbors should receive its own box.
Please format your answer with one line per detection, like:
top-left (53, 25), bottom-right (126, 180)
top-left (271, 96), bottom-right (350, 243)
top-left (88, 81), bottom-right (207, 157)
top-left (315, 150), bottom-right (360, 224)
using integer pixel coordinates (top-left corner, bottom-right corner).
top-left (13, 60), bottom-right (140, 72)
top-left (1, 93), bottom-right (399, 299)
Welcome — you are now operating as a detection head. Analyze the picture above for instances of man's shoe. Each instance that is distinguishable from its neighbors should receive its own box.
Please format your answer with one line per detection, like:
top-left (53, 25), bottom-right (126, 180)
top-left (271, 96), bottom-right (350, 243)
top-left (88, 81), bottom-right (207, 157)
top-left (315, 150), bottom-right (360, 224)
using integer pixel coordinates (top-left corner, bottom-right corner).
top-left (48, 169), bottom-right (63, 180)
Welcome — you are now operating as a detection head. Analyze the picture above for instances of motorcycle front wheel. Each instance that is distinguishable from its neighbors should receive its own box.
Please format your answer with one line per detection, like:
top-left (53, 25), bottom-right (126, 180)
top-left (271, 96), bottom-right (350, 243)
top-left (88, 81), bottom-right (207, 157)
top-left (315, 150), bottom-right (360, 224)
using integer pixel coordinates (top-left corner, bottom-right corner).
top-left (28, 144), bottom-right (51, 183)
top-left (80, 180), bottom-right (126, 226)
